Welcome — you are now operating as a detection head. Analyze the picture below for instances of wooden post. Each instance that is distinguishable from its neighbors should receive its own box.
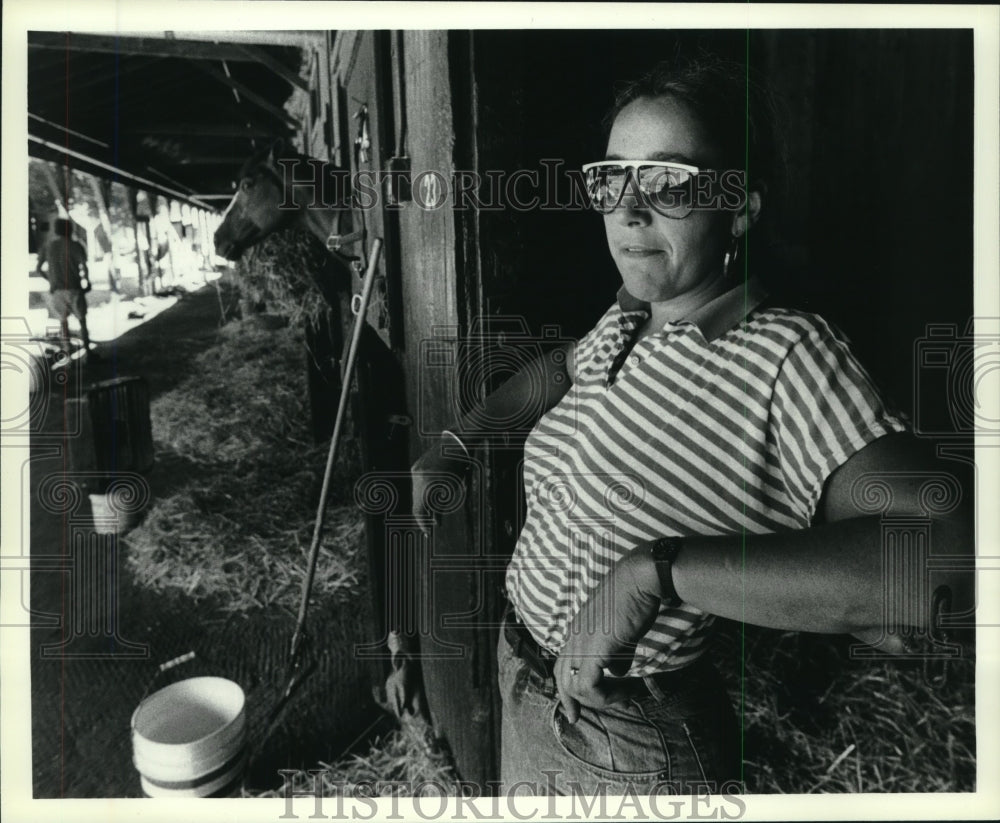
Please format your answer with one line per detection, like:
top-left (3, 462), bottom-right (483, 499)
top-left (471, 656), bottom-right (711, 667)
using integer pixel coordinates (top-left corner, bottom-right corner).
top-left (146, 194), bottom-right (163, 292)
top-left (199, 209), bottom-right (214, 269)
top-left (87, 174), bottom-right (120, 293)
top-left (157, 197), bottom-right (177, 289)
top-left (179, 204), bottom-right (199, 281)
top-left (136, 189), bottom-right (156, 295)
top-left (142, 218), bottom-right (156, 294)
top-left (128, 186), bottom-right (147, 293)
top-left (39, 161), bottom-right (69, 218)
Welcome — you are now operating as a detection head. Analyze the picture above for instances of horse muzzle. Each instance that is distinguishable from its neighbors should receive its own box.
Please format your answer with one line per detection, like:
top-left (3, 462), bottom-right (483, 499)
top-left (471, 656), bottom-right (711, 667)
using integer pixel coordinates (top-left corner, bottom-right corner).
top-left (214, 224), bottom-right (259, 261)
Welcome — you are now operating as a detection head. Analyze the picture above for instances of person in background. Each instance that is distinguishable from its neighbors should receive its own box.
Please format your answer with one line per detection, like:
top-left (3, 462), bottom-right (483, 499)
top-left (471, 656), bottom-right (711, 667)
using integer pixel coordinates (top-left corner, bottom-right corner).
top-left (36, 217), bottom-right (96, 357)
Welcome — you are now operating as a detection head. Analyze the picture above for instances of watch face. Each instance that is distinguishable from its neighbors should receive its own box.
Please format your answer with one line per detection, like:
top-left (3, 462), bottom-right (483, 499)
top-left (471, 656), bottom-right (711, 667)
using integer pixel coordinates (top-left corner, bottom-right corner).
top-left (651, 536), bottom-right (683, 562)
top-left (651, 537), bottom-right (683, 604)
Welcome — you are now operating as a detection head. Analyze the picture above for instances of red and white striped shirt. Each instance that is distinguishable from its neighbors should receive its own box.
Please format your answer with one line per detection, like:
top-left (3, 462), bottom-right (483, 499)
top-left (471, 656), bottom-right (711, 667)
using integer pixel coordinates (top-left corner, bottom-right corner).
top-left (505, 278), bottom-right (909, 675)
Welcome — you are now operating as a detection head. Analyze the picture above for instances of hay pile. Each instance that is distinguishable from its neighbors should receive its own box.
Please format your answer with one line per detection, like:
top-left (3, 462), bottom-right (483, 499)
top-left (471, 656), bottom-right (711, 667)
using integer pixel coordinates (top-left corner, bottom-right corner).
top-left (235, 227), bottom-right (345, 328)
top-left (126, 320), bottom-right (364, 613)
top-left (247, 715), bottom-right (459, 799)
top-left (148, 319), bottom-right (313, 465)
top-left (713, 624), bottom-right (976, 793)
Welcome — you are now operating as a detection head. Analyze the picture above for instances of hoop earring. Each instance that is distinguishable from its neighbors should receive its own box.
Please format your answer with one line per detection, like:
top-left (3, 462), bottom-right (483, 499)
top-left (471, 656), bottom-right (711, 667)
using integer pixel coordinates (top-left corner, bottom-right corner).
top-left (723, 233), bottom-right (742, 277)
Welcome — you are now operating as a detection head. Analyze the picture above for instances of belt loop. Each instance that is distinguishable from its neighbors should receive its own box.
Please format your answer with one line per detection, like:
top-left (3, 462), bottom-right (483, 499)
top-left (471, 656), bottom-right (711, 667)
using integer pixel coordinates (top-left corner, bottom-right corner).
top-left (643, 674), bottom-right (666, 703)
top-left (503, 610), bottom-right (523, 658)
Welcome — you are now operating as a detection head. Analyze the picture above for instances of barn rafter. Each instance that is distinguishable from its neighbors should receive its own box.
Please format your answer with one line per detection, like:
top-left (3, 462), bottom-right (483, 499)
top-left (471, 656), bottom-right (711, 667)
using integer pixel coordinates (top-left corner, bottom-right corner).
top-left (27, 30), bottom-right (316, 208)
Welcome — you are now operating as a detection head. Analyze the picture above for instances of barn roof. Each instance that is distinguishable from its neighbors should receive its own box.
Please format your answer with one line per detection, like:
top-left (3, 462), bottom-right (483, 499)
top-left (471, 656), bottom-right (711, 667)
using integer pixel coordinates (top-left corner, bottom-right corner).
top-left (27, 31), bottom-right (320, 211)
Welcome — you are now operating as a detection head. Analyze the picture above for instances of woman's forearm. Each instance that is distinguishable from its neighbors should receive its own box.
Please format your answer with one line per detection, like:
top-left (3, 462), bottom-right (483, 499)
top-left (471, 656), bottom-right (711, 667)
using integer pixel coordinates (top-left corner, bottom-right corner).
top-left (651, 515), bottom-right (971, 634)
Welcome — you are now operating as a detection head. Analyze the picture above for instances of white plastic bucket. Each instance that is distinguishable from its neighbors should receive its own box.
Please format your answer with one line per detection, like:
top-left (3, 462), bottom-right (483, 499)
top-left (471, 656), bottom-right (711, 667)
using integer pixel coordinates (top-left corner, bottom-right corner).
top-left (131, 677), bottom-right (247, 797)
top-left (90, 491), bottom-right (146, 535)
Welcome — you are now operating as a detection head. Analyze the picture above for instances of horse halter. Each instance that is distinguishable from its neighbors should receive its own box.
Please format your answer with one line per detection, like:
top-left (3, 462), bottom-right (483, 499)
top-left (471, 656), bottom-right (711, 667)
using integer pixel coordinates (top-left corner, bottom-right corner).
top-left (244, 148), bottom-right (362, 267)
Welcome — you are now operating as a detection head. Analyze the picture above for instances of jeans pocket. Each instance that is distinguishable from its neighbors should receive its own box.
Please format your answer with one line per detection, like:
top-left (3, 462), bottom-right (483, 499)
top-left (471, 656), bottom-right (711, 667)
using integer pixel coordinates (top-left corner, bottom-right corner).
top-left (676, 712), bottom-right (743, 790)
top-left (641, 701), bottom-right (742, 791)
top-left (549, 700), bottom-right (671, 786)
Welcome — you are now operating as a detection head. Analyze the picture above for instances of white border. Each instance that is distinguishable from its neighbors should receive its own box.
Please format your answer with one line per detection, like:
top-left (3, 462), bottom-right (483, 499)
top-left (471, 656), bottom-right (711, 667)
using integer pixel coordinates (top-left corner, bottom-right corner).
top-left (3, 3), bottom-right (999, 822)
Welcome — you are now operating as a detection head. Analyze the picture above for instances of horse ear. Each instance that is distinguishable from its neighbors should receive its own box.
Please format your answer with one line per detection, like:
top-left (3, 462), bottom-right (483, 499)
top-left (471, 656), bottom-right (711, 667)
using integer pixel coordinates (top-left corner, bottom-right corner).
top-left (268, 138), bottom-right (286, 164)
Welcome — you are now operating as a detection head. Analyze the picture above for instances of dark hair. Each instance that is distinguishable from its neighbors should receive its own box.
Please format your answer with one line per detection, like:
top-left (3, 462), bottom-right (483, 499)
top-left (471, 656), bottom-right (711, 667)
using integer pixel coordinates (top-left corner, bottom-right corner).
top-left (607, 54), bottom-right (787, 208)
top-left (54, 217), bottom-right (71, 237)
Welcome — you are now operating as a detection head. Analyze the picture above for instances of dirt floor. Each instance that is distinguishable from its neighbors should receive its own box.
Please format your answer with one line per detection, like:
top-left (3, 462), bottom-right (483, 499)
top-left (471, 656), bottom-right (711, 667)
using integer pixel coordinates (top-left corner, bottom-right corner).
top-left (27, 283), bottom-right (393, 798)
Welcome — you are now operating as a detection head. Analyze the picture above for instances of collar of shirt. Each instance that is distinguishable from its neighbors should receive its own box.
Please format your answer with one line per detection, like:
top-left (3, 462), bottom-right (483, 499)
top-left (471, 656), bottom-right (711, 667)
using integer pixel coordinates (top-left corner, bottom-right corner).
top-left (614, 276), bottom-right (770, 343)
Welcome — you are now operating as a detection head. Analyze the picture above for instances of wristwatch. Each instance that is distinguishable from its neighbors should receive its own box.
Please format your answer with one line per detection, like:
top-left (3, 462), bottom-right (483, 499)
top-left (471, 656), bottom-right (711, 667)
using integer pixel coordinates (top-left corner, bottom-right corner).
top-left (650, 536), bottom-right (684, 604)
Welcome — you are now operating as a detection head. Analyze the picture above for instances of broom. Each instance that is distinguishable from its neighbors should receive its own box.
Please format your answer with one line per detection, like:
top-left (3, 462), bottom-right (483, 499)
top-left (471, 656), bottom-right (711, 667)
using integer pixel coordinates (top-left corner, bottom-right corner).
top-left (264, 237), bottom-right (383, 728)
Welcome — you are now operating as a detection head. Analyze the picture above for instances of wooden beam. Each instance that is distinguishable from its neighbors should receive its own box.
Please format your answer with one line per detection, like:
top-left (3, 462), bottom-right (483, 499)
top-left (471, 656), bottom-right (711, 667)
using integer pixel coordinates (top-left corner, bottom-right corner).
top-left (233, 43), bottom-right (308, 91)
top-left (28, 134), bottom-right (214, 211)
top-left (174, 156), bottom-right (245, 166)
top-left (123, 122), bottom-right (276, 138)
top-left (29, 51), bottom-right (157, 99)
top-left (28, 32), bottom-right (261, 63)
top-left (169, 30), bottom-right (323, 48)
top-left (144, 165), bottom-right (197, 194)
top-left (28, 113), bottom-right (109, 149)
top-left (52, 56), bottom-right (166, 98)
top-left (189, 61), bottom-right (300, 129)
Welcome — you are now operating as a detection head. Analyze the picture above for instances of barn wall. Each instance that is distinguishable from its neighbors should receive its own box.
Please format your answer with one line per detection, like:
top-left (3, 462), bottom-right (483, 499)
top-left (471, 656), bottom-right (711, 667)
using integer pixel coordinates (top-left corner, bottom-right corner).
top-left (395, 30), bottom-right (502, 786)
top-left (324, 29), bottom-right (502, 785)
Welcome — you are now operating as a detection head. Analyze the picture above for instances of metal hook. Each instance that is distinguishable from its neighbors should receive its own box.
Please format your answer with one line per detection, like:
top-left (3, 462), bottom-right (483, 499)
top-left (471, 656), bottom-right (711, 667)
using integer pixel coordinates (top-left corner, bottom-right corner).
top-left (923, 585), bottom-right (953, 689)
top-left (326, 229), bottom-right (365, 253)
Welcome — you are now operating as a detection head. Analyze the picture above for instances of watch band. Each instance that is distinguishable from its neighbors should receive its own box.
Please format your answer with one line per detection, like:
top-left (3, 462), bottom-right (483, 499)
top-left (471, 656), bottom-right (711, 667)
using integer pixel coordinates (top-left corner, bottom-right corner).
top-left (650, 536), bottom-right (684, 603)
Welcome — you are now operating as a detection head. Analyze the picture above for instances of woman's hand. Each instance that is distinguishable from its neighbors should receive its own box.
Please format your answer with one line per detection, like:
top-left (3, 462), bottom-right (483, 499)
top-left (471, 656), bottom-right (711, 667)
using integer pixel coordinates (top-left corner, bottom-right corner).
top-left (409, 343), bottom-right (576, 532)
top-left (553, 547), bottom-right (662, 723)
top-left (410, 435), bottom-right (470, 533)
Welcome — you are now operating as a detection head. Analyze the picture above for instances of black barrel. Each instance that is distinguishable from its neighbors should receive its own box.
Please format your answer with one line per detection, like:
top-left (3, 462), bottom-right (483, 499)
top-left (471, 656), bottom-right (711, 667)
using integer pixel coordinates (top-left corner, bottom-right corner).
top-left (68, 376), bottom-right (155, 476)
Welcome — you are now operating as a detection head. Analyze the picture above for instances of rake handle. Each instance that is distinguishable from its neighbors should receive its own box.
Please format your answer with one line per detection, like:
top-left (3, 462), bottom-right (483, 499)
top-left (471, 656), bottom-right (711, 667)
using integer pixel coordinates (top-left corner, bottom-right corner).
top-left (289, 238), bottom-right (383, 665)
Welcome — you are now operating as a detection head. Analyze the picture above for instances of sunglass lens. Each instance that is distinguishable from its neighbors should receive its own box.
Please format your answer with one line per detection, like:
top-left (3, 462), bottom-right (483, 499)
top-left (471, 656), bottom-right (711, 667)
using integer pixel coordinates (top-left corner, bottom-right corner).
top-left (586, 166), bottom-right (628, 213)
top-left (640, 166), bottom-right (694, 217)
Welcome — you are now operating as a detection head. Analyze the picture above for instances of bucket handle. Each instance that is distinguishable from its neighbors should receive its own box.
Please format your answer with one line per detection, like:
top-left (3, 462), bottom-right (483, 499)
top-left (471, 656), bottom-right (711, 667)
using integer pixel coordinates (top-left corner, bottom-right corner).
top-left (131, 651), bottom-right (198, 731)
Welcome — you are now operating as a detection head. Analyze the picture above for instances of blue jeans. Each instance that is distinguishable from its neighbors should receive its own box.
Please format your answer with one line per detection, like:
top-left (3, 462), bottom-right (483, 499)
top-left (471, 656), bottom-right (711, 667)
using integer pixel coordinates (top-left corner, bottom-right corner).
top-left (497, 630), bottom-right (742, 796)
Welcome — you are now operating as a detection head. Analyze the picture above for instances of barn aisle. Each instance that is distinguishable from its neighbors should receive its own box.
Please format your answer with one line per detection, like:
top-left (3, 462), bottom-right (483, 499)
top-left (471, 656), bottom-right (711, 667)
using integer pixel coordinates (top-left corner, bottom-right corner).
top-left (28, 282), bottom-right (389, 798)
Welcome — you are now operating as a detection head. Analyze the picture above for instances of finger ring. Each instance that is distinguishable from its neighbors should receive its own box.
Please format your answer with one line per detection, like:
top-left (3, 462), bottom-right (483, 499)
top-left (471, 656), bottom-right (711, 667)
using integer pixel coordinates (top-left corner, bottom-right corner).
top-left (569, 666), bottom-right (579, 677)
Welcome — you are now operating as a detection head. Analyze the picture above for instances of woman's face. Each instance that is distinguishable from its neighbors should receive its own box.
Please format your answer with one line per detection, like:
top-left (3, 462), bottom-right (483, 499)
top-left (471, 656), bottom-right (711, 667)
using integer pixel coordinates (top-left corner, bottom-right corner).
top-left (603, 94), bottom-right (732, 304)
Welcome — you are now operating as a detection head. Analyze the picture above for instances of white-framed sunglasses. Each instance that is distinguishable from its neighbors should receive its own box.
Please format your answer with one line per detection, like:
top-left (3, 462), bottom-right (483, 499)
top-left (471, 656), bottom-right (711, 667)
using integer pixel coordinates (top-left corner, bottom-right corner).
top-left (582, 160), bottom-right (705, 218)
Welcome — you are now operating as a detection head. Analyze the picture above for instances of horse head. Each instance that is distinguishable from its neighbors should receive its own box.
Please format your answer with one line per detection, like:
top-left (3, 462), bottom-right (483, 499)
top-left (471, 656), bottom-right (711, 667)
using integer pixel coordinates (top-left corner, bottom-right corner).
top-left (215, 138), bottom-right (338, 261)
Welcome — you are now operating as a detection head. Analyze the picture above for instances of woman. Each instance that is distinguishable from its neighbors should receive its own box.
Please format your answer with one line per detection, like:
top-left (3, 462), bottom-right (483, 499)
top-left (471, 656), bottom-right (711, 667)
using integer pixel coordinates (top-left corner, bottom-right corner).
top-left (411, 56), bottom-right (971, 795)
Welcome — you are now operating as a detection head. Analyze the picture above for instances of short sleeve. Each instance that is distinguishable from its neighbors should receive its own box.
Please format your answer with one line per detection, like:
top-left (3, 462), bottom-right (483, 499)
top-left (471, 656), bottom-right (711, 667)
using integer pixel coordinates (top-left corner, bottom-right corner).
top-left (771, 318), bottom-right (909, 523)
